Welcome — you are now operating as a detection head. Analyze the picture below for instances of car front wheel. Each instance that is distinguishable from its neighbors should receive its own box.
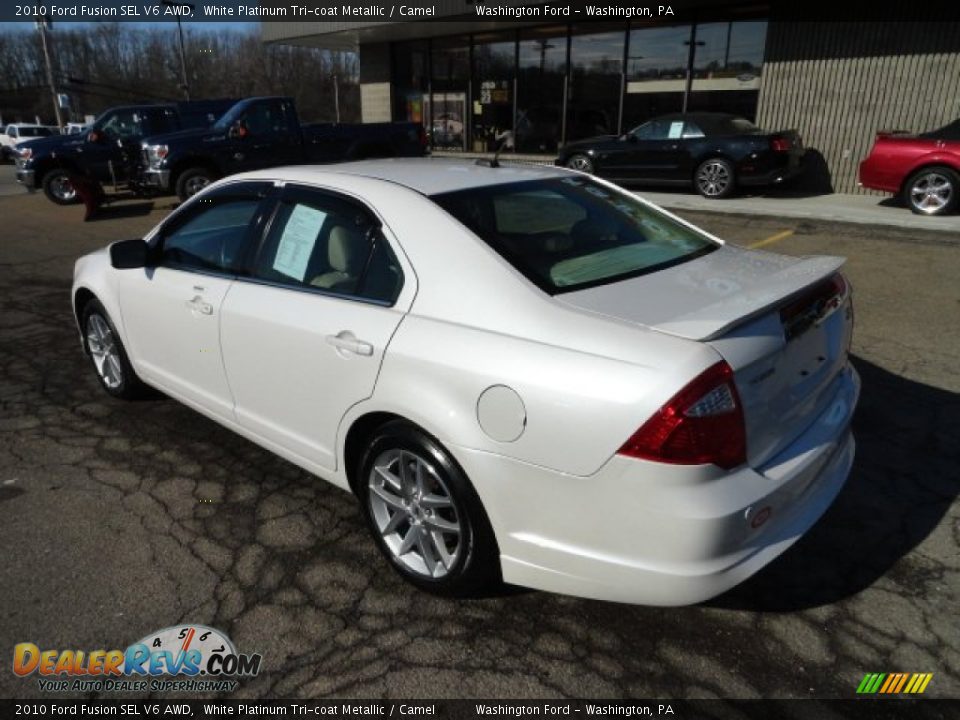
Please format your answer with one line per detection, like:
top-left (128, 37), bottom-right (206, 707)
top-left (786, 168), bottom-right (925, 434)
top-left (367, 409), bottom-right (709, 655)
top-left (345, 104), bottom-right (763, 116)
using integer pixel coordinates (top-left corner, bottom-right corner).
top-left (175, 167), bottom-right (215, 202)
top-left (42, 169), bottom-right (80, 205)
top-left (565, 153), bottom-right (595, 174)
top-left (903, 166), bottom-right (958, 216)
top-left (695, 158), bottom-right (736, 198)
top-left (82, 299), bottom-right (147, 400)
top-left (358, 420), bottom-right (500, 596)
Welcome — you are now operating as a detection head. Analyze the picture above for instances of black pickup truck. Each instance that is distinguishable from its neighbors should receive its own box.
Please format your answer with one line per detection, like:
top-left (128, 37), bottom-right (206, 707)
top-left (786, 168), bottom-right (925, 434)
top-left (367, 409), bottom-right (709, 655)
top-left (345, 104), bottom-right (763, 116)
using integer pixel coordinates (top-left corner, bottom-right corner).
top-left (141, 96), bottom-right (427, 200)
top-left (15, 99), bottom-right (237, 204)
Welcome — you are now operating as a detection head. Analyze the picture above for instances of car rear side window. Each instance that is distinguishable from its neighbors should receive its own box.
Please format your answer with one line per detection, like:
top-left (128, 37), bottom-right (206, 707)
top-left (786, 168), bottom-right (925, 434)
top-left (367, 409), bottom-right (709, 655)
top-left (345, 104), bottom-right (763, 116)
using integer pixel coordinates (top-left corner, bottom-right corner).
top-left (432, 177), bottom-right (718, 294)
top-left (250, 189), bottom-right (403, 304)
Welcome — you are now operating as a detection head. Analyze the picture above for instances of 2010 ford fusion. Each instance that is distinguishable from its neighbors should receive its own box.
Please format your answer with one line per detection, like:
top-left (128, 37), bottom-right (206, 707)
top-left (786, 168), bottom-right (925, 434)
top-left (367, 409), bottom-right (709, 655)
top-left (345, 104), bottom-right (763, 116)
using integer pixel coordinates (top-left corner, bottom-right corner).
top-left (72, 159), bottom-right (859, 605)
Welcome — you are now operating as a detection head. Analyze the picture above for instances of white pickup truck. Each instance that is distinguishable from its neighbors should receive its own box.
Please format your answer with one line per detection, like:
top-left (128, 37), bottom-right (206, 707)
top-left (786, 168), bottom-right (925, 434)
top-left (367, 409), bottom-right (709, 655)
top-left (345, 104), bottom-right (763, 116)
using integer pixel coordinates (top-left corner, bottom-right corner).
top-left (1, 123), bottom-right (55, 162)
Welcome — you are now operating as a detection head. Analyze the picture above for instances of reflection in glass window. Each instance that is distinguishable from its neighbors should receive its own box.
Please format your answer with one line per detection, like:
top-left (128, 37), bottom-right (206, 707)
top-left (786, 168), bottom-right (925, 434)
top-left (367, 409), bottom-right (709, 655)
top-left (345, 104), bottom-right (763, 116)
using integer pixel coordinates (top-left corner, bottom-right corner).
top-left (567, 26), bottom-right (625, 141)
top-left (516, 26), bottom-right (567, 153)
top-left (689, 21), bottom-right (768, 120)
top-left (622, 25), bottom-right (690, 130)
top-left (473, 32), bottom-right (516, 152)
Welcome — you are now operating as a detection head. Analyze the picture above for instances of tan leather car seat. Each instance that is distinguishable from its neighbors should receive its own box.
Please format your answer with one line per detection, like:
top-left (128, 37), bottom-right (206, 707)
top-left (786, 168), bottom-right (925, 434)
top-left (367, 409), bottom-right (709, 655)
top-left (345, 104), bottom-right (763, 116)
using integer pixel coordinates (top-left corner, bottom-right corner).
top-left (310, 225), bottom-right (364, 292)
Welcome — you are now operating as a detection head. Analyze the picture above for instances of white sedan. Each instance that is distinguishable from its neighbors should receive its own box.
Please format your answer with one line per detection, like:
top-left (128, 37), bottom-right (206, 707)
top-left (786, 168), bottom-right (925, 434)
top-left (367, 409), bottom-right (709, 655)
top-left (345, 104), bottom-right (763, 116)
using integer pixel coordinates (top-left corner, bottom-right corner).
top-left (72, 159), bottom-right (859, 605)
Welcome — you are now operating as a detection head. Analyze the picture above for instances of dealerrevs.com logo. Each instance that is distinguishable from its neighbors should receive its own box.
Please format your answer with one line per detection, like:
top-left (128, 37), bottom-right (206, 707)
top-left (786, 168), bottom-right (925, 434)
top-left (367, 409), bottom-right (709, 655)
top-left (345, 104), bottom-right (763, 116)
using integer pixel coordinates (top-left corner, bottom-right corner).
top-left (13, 625), bottom-right (262, 693)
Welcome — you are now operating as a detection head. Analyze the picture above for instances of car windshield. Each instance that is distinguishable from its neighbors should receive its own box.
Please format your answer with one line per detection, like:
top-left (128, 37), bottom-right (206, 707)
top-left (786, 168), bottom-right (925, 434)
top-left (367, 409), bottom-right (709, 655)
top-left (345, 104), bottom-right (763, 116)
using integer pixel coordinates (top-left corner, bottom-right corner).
top-left (431, 177), bottom-right (718, 294)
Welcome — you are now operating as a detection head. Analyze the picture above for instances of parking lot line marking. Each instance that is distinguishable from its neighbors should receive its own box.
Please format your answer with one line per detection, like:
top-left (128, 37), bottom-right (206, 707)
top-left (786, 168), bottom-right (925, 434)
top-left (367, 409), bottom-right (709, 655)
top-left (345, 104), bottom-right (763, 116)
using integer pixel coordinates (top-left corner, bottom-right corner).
top-left (748, 229), bottom-right (794, 249)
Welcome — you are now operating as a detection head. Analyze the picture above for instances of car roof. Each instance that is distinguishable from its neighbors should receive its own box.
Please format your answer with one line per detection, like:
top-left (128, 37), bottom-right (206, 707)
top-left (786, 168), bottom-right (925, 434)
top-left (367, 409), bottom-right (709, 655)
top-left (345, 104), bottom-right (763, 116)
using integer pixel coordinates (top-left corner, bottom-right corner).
top-left (237, 158), bottom-right (572, 196)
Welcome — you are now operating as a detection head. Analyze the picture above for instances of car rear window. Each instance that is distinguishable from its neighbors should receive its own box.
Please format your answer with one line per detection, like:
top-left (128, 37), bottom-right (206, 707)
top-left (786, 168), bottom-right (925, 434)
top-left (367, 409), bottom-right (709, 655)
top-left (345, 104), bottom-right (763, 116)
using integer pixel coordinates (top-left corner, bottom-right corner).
top-left (431, 177), bottom-right (718, 294)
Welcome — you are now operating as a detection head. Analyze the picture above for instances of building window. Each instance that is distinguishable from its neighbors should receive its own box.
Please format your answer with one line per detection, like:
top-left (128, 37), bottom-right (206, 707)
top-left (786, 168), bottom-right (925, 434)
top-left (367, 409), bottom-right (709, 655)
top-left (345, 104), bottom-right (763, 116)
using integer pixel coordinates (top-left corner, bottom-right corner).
top-left (393, 40), bottom-right (428, 125)
top-left (567, 25), bottom-right (626, 142)
top-left (472, 31), bottom-right (516, 152)
top-left (429, 36), bottom-right (470, 151)
top-left (516, 25), bottom-right (568, 154)
top-left (622, 24), bottom-right (690, 131)
top-left (688, 21), bottom-right (768, 120)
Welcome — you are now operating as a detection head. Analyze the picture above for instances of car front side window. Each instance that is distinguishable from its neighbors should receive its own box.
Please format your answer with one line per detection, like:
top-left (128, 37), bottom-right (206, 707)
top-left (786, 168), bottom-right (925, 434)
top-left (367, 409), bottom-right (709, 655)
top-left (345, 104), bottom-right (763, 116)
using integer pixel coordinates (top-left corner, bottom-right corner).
top-left (159, 197), bottom-right (262, 275)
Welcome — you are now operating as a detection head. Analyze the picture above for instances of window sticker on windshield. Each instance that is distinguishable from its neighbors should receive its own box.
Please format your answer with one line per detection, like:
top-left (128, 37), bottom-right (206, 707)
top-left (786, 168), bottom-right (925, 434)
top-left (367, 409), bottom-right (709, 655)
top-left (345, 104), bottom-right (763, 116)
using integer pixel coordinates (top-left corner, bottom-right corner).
top-left (668, 121), bottom-right (684, 139)
top-left (273, 204), bottom-right (326, 282)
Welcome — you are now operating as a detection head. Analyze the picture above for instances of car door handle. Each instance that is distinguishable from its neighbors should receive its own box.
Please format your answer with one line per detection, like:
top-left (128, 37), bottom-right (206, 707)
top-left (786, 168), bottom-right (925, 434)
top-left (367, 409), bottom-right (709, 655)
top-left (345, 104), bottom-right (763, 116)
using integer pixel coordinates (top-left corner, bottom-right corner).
top-left (186, 295), bottom-right (213, 315)
top-left (326, 332), bottom-right (373, 356)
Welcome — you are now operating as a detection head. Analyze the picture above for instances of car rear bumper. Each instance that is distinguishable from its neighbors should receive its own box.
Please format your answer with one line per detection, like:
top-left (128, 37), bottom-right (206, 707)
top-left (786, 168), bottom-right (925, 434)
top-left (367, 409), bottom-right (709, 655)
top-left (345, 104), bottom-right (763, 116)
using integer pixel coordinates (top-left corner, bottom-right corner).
top-left (858, 156), bottom-right (901, 194)
top-left (453, 363), bottom-right (860, 605)
top-left (738, 157), bottom-right (804, 187)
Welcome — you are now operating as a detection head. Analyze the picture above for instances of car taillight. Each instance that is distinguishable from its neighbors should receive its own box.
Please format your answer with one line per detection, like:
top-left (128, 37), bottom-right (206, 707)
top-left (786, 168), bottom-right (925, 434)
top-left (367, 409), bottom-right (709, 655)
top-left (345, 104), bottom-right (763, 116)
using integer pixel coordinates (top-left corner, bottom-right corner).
top-left (617, 361), bottom-right (746, 470)
top-left (771, 137), bottom-right (792, 152)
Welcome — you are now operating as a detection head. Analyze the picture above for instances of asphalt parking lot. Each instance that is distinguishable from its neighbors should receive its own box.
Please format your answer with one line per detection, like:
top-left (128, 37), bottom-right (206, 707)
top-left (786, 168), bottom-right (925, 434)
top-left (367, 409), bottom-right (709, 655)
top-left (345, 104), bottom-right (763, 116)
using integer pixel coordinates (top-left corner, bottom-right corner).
top-left (0, 166), bottom-right (958, 701)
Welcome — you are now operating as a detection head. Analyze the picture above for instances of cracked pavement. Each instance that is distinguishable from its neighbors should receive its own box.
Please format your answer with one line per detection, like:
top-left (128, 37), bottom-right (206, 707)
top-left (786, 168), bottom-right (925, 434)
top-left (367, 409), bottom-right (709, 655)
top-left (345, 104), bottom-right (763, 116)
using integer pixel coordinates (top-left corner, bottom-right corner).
top-left (0, 176), bottom-right (958, 700)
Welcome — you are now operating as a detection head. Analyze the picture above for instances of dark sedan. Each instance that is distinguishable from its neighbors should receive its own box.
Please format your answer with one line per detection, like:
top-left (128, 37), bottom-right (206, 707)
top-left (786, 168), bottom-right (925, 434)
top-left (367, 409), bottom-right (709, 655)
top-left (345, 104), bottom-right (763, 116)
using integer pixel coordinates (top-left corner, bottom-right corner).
top-left (557, 113), bottom-right (805, 198)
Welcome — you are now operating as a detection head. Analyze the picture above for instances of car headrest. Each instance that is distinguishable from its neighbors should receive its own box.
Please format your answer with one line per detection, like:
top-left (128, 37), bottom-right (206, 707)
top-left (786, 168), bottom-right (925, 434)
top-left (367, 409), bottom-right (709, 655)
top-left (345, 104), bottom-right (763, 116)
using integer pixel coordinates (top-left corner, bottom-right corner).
top-left (327, 225), bottom-right (363, 273)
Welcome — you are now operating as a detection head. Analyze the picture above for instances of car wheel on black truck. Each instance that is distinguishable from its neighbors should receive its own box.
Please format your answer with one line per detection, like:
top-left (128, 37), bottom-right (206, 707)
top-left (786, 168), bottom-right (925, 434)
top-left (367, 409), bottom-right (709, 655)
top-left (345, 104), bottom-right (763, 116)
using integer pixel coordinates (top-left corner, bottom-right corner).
top-left (42, 168), bottom-right (80, 205)
top-left (175, 167), bottom-right (217, 201)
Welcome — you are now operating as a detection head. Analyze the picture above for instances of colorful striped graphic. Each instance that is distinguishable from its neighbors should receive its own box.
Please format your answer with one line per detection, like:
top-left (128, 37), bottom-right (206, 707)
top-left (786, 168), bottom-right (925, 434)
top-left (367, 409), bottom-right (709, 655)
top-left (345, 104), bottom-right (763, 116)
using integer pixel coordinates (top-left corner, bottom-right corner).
top-left (857, 673), bottom-right (933, 694)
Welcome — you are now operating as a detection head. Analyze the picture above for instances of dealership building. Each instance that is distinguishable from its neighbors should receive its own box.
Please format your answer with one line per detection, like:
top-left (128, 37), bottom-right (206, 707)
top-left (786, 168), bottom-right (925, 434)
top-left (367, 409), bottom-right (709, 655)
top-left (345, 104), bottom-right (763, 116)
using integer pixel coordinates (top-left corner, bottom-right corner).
top-left (262, 4), bottom-right (960, 193)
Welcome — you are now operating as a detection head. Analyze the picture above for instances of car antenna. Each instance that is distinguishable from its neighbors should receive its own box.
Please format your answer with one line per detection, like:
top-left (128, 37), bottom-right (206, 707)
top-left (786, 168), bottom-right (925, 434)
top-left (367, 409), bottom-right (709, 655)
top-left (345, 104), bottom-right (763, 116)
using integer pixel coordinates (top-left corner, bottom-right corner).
top-left (476, 131), bottom-right (514, 168)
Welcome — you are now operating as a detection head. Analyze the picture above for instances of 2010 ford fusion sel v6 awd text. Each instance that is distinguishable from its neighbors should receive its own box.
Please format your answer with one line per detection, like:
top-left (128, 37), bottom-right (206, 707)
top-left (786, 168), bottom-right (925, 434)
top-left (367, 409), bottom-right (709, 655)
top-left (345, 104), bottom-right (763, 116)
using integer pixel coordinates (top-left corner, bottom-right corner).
top-left (71, 159), bottom-right (859, 605)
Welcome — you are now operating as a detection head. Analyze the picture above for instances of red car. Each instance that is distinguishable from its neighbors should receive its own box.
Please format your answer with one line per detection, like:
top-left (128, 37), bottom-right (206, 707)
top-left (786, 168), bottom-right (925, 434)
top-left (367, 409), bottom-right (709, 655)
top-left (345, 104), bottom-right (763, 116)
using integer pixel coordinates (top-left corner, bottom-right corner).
top-left (859, 119), bottom-right (960, 216)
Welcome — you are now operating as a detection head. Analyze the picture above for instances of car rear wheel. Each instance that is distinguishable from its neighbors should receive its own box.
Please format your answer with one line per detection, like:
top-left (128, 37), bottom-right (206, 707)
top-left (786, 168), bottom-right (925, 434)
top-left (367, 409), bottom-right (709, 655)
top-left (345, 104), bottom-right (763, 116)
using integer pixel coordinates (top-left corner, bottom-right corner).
top-left (695, 158), bottom-right (736, 198)
top-left (903, 166), bottom-right (958, 216)
top-left (566, 153), bottom-right (595, 174)
top-left (175, 167), bottom-right (215, 202)
top-left (42, 169), bottom-right (80, 205)
top-left (358, 420), bottom-right (500, 596)
top-left (82, 299), bottom-right (147, 400)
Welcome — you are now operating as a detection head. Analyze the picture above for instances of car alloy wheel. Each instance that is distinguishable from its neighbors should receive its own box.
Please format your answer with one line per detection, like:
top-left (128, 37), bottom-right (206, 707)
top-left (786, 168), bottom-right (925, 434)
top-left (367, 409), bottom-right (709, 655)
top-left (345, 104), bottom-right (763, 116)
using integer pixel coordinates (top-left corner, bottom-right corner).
top-left (81, 299), bottom-right (147, 400)
top-left (908, 170), bottom-right (954, 215)
top-left (367, 448), bottom-right (463, 579)
top-left (358, 420), bottom-right (500, 596)
top-left (566, 154), bottom-right (595, 174)
top-left (696, 160), bottom-right (733, 198)
top-left (86, 313), bottom-right (124, 390)
top-left (184, 175), bottom-right (210, 197)
top-left (44, 170), bottom-right (78, 204)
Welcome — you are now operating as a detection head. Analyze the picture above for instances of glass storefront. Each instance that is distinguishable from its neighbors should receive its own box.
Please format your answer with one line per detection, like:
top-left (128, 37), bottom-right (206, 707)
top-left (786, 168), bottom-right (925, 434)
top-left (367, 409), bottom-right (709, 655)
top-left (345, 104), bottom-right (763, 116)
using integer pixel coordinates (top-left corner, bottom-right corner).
top-left (516, 26), bottom-right (568, 154)
top-left (567, 25), bottom-right (626, 141)
top-left (392, 18), bottom-right (767, 153)
top-left (472, 31), bottom-right (516, 152)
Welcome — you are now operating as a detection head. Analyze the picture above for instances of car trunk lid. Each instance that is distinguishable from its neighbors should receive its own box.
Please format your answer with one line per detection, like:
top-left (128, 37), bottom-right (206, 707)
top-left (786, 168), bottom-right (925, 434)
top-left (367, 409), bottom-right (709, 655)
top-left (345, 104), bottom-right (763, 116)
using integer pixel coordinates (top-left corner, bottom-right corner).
top-left (558, 244), bottom-right (853, 466)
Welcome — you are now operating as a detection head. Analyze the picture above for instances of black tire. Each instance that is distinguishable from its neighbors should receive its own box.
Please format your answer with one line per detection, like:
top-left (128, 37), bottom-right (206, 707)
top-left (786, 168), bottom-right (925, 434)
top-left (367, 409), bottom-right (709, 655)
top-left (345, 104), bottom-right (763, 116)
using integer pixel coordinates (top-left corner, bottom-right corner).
top-left (42, 168), bottom-right (80, 205)
top-left (565, 153), bottom-right (595, 174)
top-left (81, 299), bottom-right (148, 400)
top-left (694, 157), bottom-right (736, 199)
top-left (175, 167), bottom-right (216, 202)
top-left (902, 166), bottom-right (959, 216)
top-left (357, 420), bottom-right (501, 597)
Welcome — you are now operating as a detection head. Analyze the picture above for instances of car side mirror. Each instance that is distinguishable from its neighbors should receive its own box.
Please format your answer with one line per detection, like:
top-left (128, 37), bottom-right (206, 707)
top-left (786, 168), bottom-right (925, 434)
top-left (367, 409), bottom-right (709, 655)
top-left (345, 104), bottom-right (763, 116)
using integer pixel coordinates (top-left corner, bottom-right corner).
top-left (110, 239), bottom-right (151, 269)
top-left (623, 133), bottom-right (638, 143)
top-left (228, 122), bottom-right (247, 140)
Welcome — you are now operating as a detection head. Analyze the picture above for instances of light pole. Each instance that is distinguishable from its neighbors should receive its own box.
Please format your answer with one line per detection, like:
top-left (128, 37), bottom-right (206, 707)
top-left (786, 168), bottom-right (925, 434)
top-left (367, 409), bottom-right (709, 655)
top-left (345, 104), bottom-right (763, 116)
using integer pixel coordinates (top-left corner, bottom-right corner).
top-left (162, 0), bottom-right (194, 100)
top-left (36, 13), bottom-right (63, 129)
